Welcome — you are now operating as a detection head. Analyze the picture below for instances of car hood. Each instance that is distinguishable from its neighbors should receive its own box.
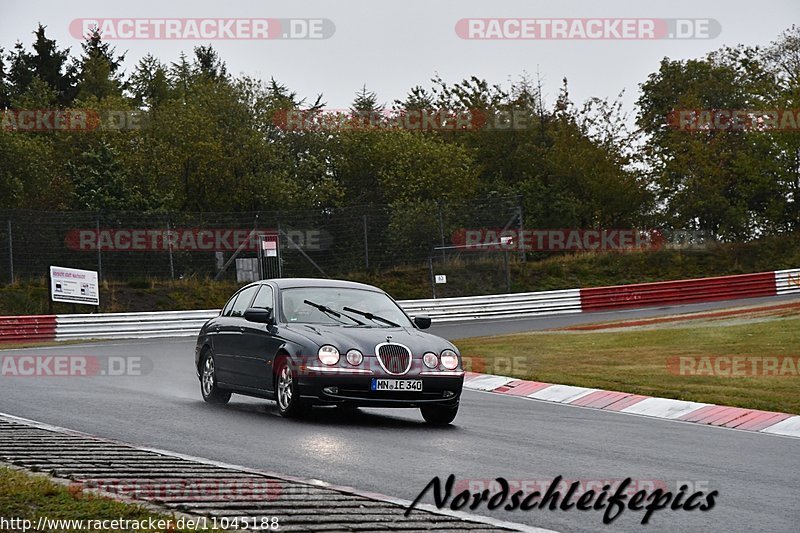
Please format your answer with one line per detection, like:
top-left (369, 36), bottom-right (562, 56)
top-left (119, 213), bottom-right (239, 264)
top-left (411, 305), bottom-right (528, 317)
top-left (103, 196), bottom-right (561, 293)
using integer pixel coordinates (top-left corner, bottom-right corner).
top-left (281, 323), bottom-right (457, 355)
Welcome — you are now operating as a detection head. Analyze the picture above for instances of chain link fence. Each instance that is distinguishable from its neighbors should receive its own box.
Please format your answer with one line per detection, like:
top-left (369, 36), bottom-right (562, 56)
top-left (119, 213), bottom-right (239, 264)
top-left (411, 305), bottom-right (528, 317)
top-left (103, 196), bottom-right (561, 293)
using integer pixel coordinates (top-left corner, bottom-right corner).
top-left (0, 197), bottom-right (523, 288)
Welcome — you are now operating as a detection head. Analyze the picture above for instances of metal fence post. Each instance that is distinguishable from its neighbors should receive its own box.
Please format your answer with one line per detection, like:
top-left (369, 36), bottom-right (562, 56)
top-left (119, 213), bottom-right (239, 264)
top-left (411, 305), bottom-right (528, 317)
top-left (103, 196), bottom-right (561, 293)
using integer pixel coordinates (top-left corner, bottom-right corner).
top-left (437, 201), bottom-right (446, 262)
top-left (276, 221), bottom-right (283, 278)
top-left (96, 216), bottom-right (102, 281)
top-left (167, 220), bottom-right (175, 280)
top-left (517, 195), bottom-right (526, 263)
top-left (504, 249), bottom-right (511, 293)
top-left (428, 254), bottom-right (436, 299)
top-left (363, 214), bottom-right (369, 270)
top-left (7, 219), bottom-right (13, 284)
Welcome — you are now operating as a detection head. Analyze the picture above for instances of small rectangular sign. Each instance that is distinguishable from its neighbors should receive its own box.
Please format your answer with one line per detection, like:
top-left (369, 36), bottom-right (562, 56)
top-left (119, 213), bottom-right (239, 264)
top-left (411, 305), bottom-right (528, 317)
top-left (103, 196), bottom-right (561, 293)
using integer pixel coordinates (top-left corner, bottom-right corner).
top-left (262, 238), bottom-right (278, 257)
top-left (435, 274), bottom-right (447, 284)
top-left (50, 266), bottom-right (99, 306)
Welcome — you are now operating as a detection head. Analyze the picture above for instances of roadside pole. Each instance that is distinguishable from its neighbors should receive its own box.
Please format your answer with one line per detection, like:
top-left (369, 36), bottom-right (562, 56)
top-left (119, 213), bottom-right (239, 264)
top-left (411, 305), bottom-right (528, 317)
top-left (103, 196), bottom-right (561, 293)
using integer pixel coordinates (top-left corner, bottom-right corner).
top-left (7, 219), bottom-right (13, 285)
top-left (363, 214), bottom-right (369, 270)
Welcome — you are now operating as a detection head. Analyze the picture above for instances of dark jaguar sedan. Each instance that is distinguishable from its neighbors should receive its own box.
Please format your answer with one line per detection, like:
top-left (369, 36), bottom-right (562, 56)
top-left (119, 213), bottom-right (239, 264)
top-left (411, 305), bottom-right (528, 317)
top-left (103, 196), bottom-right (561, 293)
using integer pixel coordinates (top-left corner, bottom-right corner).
top-left (194, 278), bottom-right (464, 424)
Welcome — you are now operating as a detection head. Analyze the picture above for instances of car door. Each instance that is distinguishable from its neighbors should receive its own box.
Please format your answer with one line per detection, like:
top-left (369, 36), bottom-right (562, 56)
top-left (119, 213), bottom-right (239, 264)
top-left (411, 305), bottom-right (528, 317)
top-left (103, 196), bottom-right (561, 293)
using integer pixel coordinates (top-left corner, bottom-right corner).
top-left (216, 284), bottom-right (259, 387)
top-left (208, 293), bottom-right (238, 384)
top-left (238, 284), bottom-right (283, 391)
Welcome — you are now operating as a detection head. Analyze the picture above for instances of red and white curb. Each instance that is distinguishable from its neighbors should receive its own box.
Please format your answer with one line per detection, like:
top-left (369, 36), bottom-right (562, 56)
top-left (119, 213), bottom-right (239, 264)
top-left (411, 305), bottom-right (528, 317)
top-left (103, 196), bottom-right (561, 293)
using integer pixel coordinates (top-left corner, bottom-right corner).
top-left (463, 372), bottom-right (800, 438)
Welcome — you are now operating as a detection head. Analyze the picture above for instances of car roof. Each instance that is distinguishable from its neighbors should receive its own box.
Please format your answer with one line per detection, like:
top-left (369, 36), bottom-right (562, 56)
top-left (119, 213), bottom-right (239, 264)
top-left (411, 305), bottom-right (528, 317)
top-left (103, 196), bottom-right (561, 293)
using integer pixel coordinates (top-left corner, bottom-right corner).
top-left (262, 278), bottom-right (384, 292)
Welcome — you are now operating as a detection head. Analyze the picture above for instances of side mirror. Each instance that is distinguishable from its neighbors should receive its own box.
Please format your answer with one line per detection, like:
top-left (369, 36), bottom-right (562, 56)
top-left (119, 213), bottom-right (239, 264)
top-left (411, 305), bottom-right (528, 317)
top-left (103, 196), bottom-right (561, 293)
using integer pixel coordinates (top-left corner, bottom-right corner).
top-left (413, 315), bottom-right (432, 330)
top-left (244, 307), bottom-right (274, 325)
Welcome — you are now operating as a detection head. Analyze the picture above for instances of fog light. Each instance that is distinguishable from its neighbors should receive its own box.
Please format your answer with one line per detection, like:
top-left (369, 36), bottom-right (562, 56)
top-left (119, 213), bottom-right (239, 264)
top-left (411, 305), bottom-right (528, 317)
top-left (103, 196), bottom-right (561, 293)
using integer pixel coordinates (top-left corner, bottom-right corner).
top-left (323, 386), bottom-right (339, 394)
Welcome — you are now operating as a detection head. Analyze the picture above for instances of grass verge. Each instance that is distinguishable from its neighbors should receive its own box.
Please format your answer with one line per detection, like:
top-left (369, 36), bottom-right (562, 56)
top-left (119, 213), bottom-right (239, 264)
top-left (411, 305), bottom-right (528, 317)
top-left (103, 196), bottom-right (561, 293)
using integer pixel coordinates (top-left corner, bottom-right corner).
top-left (0, 466), bottom-right (215, 532)
top-left (456, 312), bottom-right (800, 414)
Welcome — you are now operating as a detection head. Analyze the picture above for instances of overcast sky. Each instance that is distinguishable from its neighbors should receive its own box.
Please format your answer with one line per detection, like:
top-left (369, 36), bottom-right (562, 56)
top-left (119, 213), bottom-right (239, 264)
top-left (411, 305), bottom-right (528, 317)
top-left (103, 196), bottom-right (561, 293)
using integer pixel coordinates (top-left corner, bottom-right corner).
top-left (2, 1), bottom-right (798, 117)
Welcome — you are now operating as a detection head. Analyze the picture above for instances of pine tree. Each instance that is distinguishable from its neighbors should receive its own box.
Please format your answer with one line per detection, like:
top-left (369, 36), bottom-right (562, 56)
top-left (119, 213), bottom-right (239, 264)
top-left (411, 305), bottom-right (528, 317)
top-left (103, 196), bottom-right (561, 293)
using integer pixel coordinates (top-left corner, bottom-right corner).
top-left (75, 28), bottom-right (126, 101)
top-left (4, 24), bottom-right (76, 106)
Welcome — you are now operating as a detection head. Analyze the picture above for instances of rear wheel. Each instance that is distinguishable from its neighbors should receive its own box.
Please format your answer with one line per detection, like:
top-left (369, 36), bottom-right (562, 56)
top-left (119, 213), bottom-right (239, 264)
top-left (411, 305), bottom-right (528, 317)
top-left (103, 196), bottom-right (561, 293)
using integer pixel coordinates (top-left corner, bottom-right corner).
top-left (200, 351), bottom-right (231, 404)
top-left (421, 404), bottom-right (458, 425)
top-left (275, 357), bottom-right (307, 418)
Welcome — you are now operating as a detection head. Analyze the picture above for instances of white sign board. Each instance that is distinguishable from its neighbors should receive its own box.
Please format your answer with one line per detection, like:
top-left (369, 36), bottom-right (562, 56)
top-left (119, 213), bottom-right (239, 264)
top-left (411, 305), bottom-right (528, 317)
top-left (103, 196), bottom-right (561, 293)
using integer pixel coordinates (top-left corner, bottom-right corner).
top-left (50, 266), bottom-right (99, 306)
top-left (263, 239), bottom-right (278, 257)
top-left (435, 274), bottom-right (447, 284)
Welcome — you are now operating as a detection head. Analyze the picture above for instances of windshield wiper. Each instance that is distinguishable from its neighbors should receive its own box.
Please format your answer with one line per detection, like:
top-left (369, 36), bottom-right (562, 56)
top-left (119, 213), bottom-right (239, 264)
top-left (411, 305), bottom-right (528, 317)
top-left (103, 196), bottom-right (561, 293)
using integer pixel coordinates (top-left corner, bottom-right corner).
top-left (342, 306), bottom-right (400, 328)
top-left (303, 300), bottom-right (364, 325)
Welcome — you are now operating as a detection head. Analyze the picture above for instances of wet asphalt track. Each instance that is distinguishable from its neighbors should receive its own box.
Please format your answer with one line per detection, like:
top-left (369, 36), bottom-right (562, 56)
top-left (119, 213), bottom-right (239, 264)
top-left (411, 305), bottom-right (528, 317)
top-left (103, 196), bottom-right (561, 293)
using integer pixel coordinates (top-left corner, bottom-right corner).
top-left (1, 295), bottom-right (798, 532)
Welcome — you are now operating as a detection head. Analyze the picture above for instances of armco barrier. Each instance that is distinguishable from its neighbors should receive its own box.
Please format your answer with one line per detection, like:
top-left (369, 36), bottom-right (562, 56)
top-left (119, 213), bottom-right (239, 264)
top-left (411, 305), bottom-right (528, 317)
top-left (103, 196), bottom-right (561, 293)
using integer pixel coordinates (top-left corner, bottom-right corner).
top-left (0, 315), bottom-right (57, 343)
top-left (0, 268), bottom-right (797, 343)
top-left (776, 269), bottom-right (800, 295)
top-left (54, 310), bottom-right (218, 341)
top-left (580, 271), bottom-right (778, 312)
top-left (398, 288), bottom-right (581, 322)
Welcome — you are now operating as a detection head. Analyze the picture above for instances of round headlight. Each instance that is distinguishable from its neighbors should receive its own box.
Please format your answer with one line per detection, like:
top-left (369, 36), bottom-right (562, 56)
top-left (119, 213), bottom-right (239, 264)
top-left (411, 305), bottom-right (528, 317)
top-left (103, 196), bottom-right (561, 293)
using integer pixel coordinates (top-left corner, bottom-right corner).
top-left (440, 349), bottom-right (459, 370)
top-left (346, 349), bottom-right (363, 366)
top-left (318, 345), bottom-right (340, 365)
top-left (423, 352), bottom-right (439, 369)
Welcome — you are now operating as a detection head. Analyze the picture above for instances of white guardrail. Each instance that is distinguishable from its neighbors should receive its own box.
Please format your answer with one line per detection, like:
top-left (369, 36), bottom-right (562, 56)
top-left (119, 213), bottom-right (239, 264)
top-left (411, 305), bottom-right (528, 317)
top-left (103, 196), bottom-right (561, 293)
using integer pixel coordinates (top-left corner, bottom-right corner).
top-left (55, 309), bottom-right (219, 340)
top-left (17, 267), bottom-right (795, 342)
top-left (52, 288), bottom-right (583, 341)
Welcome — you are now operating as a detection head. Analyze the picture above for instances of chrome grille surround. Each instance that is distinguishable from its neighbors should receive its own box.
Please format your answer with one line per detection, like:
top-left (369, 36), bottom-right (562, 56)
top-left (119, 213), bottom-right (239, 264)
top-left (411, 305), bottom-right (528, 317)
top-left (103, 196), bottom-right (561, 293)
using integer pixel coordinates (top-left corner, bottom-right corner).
top-left (374, 342), bottom-right (412, 375)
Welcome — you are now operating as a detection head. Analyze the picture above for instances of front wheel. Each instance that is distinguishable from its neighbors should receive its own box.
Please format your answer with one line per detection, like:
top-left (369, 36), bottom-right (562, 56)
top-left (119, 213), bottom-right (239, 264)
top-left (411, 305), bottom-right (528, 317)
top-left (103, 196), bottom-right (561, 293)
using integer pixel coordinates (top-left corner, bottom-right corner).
top-left (421, 404), bottom-right (459, 425)
top-left (275, 358), bottom-right (307, 418)
top-left (200, 351), bottom-right (231, 404)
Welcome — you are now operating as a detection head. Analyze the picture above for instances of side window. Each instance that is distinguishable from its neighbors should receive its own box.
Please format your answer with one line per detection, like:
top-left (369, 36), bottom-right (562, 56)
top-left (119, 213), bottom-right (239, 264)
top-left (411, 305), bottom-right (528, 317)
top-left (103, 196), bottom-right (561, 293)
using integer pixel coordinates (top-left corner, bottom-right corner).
top-left (221, 295), bottom-right (238, 317)
top-left (229, 285), bottom-right (259, 318)
top-left (252, 285), bottom-right (274, 310)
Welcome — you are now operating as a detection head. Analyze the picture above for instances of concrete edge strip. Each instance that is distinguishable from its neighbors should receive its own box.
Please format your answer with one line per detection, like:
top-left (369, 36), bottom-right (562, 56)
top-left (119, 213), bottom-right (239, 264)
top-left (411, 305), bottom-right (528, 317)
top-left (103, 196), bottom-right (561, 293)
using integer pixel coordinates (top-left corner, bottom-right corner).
top-left (0, 412), bottom-right (555, 533)
top-left (463, 374), bottom-right (800, 438)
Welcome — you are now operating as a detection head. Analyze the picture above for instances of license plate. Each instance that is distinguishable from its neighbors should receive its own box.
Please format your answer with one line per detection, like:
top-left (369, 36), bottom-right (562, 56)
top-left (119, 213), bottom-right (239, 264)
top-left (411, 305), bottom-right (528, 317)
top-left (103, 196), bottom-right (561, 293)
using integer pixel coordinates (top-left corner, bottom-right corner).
top-left (371, 379), bottom-right (422, 392)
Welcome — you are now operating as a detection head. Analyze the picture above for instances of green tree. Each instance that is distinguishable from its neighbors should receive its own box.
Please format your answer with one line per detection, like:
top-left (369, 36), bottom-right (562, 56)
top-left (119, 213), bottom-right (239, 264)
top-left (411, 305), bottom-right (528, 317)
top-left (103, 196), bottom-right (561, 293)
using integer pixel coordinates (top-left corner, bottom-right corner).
top-left (128, 54), bottom-right (170, 109)
top-left (637, 37), bottom-right (796, 238)
top-left (75, 29), bottom-right (125, 101)
top-left (67, 140), bottom-right (142, 211)
top-left (4, 24), bottom-right (76, 107)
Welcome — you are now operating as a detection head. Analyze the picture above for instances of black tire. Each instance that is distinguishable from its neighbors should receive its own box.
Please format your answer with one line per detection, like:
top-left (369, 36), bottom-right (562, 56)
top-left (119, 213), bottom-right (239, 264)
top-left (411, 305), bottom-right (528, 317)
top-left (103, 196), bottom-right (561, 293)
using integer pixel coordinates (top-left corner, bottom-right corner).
top-left (421, 404), bottom-right (459, 425)
top-left (200, 351), bottom-right (231, 404)
top-left (275, 357), bottom-right (307, 418)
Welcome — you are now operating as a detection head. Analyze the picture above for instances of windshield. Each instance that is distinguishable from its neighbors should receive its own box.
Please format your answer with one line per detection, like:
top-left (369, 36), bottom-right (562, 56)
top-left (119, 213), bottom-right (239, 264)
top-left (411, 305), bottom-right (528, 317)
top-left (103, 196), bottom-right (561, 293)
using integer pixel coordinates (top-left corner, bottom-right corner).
top-left (281, 287), bottom-right (413, 328)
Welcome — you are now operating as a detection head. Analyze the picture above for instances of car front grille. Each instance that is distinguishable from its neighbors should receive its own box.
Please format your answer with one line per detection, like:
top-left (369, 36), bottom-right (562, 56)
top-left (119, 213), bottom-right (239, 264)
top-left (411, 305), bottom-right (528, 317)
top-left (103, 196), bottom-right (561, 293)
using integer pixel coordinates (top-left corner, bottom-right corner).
top-left (376, 343), bottom-right (412, 375)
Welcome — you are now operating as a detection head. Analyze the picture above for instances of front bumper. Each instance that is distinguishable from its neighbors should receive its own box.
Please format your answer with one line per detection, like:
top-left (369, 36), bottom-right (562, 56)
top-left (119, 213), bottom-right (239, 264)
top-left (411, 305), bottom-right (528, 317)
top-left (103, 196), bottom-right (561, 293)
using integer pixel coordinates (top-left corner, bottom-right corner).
top-left (296, 368), bottom-right (464, 408)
